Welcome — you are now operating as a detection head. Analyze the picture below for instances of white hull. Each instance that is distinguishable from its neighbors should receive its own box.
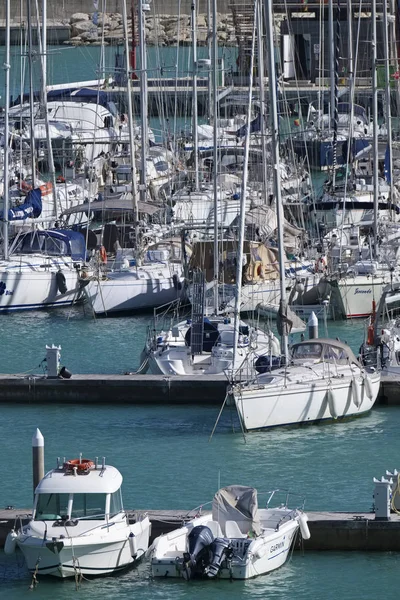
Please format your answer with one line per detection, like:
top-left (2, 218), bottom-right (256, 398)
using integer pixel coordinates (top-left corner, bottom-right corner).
top-left (17, 517), bottom-right (151, 578)
top-left (334, 276), bottom-right (386, 318)
top-left (83, 267), bottom-right (184, 314)
top-left (232, 373), bottom-right (380, 431)
top-left (0, 264), bottom-right (81, 311)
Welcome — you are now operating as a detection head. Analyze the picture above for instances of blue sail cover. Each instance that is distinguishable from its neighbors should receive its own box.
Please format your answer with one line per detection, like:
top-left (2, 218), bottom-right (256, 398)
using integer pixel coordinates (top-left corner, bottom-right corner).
top-left (2, 188), bottom-right (42, 221)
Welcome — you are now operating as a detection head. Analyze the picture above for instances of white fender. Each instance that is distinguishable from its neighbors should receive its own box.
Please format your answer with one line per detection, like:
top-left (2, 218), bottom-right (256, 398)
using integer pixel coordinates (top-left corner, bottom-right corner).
top-left (327, 388), bottom-right (339, 419)
top-left (4, 530), bottom-right (17, 555)
top-left (352, 376), bottom-right (362, 408)
top-left (129, 532), bottom-right (138, 558)
top-left (298, 514), bottom-right (311, 540)
top-left (363, 374), bottom-right (374, 400)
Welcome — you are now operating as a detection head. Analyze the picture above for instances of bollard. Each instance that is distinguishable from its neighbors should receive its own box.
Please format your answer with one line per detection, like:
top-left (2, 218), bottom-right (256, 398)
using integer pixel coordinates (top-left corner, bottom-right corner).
top-left (373, 477), bottom-right (392, 520)
top-left (46, 345), bottom-right (61, 378)
top-left (308, 311), bottom-right (318, 340)
top-left (32, 428), bottom-right (45, 495)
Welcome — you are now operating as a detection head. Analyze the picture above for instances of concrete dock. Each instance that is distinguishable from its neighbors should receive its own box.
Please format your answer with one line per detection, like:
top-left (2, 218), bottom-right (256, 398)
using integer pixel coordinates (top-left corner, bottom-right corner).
top-left (2, 508), bottom-right (400, 551)
top-left (0, 373), bottom-right (398, 405)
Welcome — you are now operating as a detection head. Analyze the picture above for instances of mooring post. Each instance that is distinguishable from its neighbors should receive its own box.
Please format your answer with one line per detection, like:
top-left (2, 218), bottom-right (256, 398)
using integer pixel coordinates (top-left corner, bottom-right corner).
top-left (32, 428), bottom-right (44, 494)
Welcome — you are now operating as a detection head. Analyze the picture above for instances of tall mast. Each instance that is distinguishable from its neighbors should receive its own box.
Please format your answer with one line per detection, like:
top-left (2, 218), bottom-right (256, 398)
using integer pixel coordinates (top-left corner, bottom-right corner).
top-left (26, 0), bottom-right (36, 187)
top-left (372, 0), bottom-right (379, 258)
top-left (264, 0), bottom-right (288, 360)
top-left (41, 0), bottom-right (57, 217)
top-left (191, 0), bottom-right (199, 190)
top-left (212, 0), bottom-right (219, 314)
top-left (122, 0), bottom-right (139, 260)
top-left (130, 0), bottom-right (138, 79)
top-left (382, 0), bottom-right (393, 201)
top-left (232, 0), bottom-right (258, 364)
top-left (138, 0), bottom-right (148, 205)
top-left (3, 0), bottom-right (10, 260)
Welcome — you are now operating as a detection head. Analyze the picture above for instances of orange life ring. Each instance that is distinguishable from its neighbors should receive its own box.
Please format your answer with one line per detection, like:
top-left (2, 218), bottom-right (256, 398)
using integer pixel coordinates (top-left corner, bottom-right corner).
top-left (99, 246), bottom-right (107, 264)
top-left (64, 458), bottom-right (94, 472)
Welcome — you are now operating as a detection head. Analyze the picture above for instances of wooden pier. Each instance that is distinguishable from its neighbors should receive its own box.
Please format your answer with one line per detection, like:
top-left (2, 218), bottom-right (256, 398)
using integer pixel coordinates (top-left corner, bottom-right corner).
top-left (0, 373), bottom-right (398, 405)
top-left (2, 508), bottom-right (400, 552)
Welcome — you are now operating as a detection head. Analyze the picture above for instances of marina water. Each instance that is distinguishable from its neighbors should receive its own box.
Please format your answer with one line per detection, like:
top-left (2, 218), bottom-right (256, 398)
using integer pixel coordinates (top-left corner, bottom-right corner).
top-left (0, 308), bottom-right (398, 599)
top-left (0, 42), bottom-right (397, 600)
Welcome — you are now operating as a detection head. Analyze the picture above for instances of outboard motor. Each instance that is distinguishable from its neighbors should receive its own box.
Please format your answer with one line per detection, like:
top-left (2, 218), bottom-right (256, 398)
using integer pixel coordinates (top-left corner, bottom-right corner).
top-left (182, 526), bottom-right (214, 580)
top-left (205, 538), bottom-right (233, 578)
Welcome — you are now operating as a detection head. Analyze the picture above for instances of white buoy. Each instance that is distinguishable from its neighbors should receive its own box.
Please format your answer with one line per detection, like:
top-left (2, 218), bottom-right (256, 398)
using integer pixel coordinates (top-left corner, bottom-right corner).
top-left (4, 530), bottom-right (17, 555)
top-left (308, 312), bottom-right (318, 340)
top-left (32, 428), bottom-right (44, 494)
top-left (352, 376), bottom-right (362, 408)
top-left (298, 513), bottom-right (311, 540)
top-left (327, 388), bottom-right (339, 419)
top-left (363, 374), bottom-right (374, 400)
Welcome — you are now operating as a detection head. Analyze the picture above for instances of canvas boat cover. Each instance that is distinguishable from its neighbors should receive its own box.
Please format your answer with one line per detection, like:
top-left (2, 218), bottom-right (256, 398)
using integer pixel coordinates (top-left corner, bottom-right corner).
top-left (212, 485), bottom-right (261, 536)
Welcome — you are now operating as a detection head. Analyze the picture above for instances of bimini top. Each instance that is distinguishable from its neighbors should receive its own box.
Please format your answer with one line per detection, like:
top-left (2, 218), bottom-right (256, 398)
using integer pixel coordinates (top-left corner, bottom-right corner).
top-left (35, 462), bottom-right (123, 495)
top-left (291, 339), bottom-right (360, 366)
top-left (13, 229), bottom-right (87, 262)
top-left (212, 485), bottom-right (261, 536)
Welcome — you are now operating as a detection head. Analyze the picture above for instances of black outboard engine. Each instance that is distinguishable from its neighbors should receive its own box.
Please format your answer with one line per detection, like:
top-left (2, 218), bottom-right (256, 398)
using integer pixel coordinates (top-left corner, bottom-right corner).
top-left (182, 526), bottom-right (214, 580)
top-left (205, 538), bottom-right (233, 578)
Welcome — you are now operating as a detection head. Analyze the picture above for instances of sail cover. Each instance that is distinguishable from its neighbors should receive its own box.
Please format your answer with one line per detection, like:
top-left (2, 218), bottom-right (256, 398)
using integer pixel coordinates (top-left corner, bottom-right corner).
top-left (1, 188), bottom-right (42, 221)
top-left (212, 485), bottom-right (261, 536)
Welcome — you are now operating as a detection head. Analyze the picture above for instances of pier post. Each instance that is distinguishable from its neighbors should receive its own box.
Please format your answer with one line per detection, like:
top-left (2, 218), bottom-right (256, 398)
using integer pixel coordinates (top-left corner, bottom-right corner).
top-left (308, 311), bottom-right (319, 339)
top-left (32, 428), bottom-right (44, 494)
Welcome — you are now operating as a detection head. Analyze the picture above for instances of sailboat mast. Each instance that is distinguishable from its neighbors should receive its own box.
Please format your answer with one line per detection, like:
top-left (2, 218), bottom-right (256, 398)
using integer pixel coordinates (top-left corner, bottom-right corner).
top-left (191, 0), bottom-right (199, 190)
top-left (3, 0), bottom-right (10, 260)
top-left (212, 0), bottom-right (219, 314)
top-left (232, 0), bottom-right (258, 360)
top-left (40, 0), bottom-right (58, 216)
top-left (264, 0), bottom-right (288, 360)
top-left (122, 0), bottom-right (139, 259)
top-left (382, 0), bottom-right (393, 200)
top-left (138, 0), bottom-right (148, 204)
top-left (130, 0), bottom-right (138, 79)
top-left (372, 0), bottom-right (379, 258)
top-left (26, 0), bottom-right (36, 188)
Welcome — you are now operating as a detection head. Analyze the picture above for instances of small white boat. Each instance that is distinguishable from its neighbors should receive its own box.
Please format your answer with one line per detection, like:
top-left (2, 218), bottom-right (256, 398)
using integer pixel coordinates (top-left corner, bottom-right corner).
top-left (4, 457), bottom-right (151, 578)
top-left (150, 484), bottom-right (310, 580)
top-left (231, 338), bottom-right (380, 431)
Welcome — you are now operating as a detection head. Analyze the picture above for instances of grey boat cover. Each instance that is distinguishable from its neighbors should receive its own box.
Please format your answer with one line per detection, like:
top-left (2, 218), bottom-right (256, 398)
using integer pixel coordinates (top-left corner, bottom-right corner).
top-left (212, 485), bottom-right (261, 536)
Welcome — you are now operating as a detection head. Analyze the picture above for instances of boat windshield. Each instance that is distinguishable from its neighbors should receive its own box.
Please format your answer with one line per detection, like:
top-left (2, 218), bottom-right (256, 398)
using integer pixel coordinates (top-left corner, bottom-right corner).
top-left (35, 493), bottom-right (110, 521)
top-left (291, 343), bottom-right (322, 360)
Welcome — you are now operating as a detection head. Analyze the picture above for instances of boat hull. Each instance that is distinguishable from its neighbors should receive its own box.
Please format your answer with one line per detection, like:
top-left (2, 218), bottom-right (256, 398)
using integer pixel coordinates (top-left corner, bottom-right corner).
top-left (17, 518), bottom-right (151, 578)
top-left (232, 374), bottom-right (380, 431)
top-left (0, 269), bottom-right (81, 312)
top-left (333, 276), bottom-right (386, 318)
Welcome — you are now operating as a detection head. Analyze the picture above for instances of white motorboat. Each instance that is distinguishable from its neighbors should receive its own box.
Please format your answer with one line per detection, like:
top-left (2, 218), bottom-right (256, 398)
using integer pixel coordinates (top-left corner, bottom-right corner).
top-left (4, 457), bottom-right (151, 578)
top-left (150, 484), bottom-right (310, 580)
top-left (230, 337), bottom-right (381, 431)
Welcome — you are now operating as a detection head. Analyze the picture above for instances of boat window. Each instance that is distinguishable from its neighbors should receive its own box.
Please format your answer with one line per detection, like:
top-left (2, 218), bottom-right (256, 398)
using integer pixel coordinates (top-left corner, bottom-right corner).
top-left (43, 237), bottom-right (68, 256)
top-left (291, 343), bottom-right (322, 360)
top-left (323, 344), bottom-right (349, 365)
top-left (110, 490), bottom-right (123, 516)
top-left (70, 494), bottom-right (107, 519)
top-left (35, 493), bottom-right (69, 520)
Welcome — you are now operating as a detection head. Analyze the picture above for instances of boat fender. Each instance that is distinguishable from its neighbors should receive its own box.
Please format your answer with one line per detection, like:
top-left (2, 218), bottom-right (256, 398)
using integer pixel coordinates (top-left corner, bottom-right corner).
top-left (298, 514), bottom-right (311, 540)
top-left (173, 273), bottom-right (182, 291)
top-left (99, 246), bottom-right (108, 264)
top-left (56, 271), bottom-right (67, 294)
top-left (363, 373), bottom-right (374, 400)
top-left (327, 387), bottom-right (339, 419)
top-left (129, 532), bottom-right (138, 559)
top-left (4, 530), bottom-right (17, 555)
top-left (352, 375), bottom-right (362, 408)
top-left (367, 325), bottom-right (374, 346)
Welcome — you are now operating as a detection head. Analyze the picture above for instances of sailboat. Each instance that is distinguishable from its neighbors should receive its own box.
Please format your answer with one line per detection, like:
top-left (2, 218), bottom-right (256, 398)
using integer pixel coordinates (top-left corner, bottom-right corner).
top-left (81, 0), bottom-right (185, 315)
top-left (229, 0), bottom-right (381, 431)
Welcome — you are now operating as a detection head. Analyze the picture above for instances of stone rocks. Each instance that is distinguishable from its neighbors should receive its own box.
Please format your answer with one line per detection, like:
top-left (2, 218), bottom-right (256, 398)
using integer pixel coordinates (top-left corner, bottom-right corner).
top-left (66, 12), bottom-right (238, 46)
